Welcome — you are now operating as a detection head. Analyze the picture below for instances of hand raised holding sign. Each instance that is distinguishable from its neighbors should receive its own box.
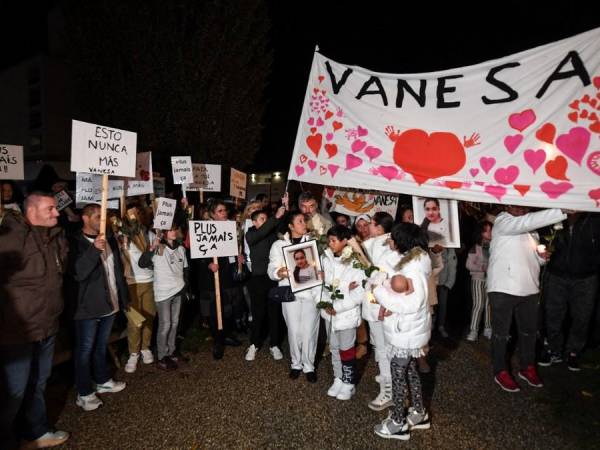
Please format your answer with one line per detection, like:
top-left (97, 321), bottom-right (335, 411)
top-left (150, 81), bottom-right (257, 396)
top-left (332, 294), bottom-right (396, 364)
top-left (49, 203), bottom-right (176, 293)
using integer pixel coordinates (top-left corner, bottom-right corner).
top-left (94, 235), bottom-right (107, 252)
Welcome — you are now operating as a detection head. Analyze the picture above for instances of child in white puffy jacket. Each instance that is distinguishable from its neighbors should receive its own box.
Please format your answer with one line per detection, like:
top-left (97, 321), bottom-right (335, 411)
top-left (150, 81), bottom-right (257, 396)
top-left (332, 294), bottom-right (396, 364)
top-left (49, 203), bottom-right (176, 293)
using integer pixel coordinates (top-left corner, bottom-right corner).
top-left (318, 225), bottom-right (365, 401)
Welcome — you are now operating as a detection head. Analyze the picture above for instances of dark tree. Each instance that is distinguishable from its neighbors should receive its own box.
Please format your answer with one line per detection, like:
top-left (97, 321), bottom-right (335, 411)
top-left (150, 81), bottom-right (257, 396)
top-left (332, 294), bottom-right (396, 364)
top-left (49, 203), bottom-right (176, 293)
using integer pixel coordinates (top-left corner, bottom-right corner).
top-left (62, 0), bottom-right (272, 171)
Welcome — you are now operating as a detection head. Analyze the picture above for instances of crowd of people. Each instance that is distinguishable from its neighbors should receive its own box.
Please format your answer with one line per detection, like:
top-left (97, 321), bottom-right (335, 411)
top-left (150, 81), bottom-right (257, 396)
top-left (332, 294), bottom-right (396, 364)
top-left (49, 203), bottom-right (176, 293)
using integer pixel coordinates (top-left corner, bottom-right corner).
top-left (1, 178), bottom-right (599, 446)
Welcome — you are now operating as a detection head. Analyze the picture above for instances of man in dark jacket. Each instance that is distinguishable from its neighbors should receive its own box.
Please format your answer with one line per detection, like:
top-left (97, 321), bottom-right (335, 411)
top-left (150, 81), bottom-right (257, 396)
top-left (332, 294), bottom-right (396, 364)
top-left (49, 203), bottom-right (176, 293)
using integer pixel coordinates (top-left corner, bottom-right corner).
top-left (540, 212), bottom-right (600, 371)
top-left (244, 205), bottom-right (286, 361)
top-left (69, 204), bottom-right (129, 411)
top-left (0, 192), bottom-right (70, 449)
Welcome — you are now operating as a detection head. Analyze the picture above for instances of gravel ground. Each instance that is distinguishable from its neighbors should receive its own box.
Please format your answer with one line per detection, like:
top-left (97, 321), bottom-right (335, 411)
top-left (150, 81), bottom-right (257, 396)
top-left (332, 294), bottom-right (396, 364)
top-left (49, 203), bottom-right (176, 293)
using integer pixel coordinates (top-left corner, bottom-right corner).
top-left (47, 332), bottom-right (583, 449)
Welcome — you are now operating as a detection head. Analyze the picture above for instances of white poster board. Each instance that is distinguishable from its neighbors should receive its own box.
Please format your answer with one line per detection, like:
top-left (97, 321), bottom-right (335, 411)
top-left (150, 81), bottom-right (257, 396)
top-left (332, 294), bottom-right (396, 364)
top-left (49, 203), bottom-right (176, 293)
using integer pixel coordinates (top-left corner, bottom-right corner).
top-left (186, 164), bottom-right (221, 192)
top-left (322, 188), bottom-right (399, 218)
top-left (153, 198), bottom-right (177, 230)
top-left (54, 190), bottom-right (73, 211)
top-left (76, 173), bottom-right (124, 205)
top-left (171, 156), bottom-right (193, 184)
top-left (230, 168), bottom-right (247, 199)
top-left (70, 120), bottom-right (137, 177)
top-left (189, 220), bottom-right (238, 259)
top-left (412, 197), bottom-right (461, 248)
top-left (126, 151), bottom-right (154, 196)
top-left (0, 145), bottom-right (24, 180)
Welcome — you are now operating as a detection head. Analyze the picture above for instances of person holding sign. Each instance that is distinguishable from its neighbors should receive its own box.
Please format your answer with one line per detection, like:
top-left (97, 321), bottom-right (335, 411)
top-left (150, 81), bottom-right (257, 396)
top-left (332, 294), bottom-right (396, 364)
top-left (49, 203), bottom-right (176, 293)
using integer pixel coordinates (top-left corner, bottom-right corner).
top-left (1, 181), bottom-right (23, 213)
top-left (0, 192), bottom-right (70, 449)
top-left (268, 211), bottom-right (322, 382)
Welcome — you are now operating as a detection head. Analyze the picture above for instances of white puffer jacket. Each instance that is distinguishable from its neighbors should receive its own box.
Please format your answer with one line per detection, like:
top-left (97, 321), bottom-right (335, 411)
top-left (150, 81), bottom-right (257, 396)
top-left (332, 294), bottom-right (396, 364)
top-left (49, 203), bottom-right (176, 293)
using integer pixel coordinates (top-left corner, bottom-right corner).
top-left (361, 233), bottom-right (401, 322)
top-left (319, 248), bottom-right (365, 331)
top-left (375, 248), bottom-right (432, 353)
top-left (267, 232), bottom-right (319, 301)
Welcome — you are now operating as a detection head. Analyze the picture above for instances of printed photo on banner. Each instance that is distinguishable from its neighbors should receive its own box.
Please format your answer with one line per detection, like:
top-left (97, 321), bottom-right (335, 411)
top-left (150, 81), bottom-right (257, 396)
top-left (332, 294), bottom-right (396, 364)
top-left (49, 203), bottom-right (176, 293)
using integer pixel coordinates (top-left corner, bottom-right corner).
top-left (186, 164), bottom-right (221, 192)
top-left (412, 196), bottom-right (461, 248)
top-left (282, 240), bottom-right (322, 293)
top-left (188, 220), bottom-right (238, 259)
top-left (230, 168), bottom-right (247, 199)
top-left (0, 145), bottom-right (24, 180)
top-left (153, 198), bottom-right (177, 230)
top-left (126, 151), bottom-right (154, 196)
top-left (171, 156), bottom-right (193, 184)
top-left (323, 187), bottom-right (399, 218)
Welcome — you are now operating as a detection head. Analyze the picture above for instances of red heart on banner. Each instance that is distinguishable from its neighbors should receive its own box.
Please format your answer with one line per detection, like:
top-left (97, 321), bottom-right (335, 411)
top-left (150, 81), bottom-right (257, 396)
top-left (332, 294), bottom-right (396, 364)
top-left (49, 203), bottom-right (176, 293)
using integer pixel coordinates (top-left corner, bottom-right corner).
top-left (325, 187), bottom-right (335, 198)
top-left (581, 110), bottom-right (589, 119)
top-left (590, 121), bottom-right (600, 134)
top-left (325, 110), bottom-right (334, 120)
top-left (306, 134), bottom-right (322, 157)
top-left (593, 77), bottom-right (600, 89)
top-left (318, 76), bottom-right (324, 83)
top-left (545, 156), bottom-right (570, 181)
top-left (514, 184), bottom-right (531, 196)
top-left (332, 121), bottom-right (343, 131)
top-left (568, 112), bottom-right (578, 123)
top-left (535, 123), bottom-right (556, 144)
top-left (569, 100), bottom-right (580, 110)
top-left (589, 188), bottom-right (600, 206)
top-left (583, 94), bottom-right (591, 103)
top-left (324, 143), bottom-right (338, 158)
top-left (444, 181), bottom-right (462, 190)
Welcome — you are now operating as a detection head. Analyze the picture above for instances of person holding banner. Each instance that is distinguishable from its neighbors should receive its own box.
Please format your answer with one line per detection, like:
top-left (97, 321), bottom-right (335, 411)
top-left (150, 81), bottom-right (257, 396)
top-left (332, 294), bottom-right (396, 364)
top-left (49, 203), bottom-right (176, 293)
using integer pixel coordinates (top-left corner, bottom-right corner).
top-left (0, 192), bottom-right (70, 449)
top-left (298, 191), bottom-right (333, 236)
top-left (268, 211), bottom-right (321, 382)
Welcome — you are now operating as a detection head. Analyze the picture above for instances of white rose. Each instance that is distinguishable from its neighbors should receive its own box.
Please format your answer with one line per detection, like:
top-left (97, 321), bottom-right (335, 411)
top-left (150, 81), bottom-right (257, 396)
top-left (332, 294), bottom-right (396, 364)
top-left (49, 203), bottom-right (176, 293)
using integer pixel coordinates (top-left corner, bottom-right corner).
top-left (332, 278), bottom-right (340, 288)
top-left (553, 222), bottom-right (564, 231)
top-left (341, 246), bottom-right (353, 259)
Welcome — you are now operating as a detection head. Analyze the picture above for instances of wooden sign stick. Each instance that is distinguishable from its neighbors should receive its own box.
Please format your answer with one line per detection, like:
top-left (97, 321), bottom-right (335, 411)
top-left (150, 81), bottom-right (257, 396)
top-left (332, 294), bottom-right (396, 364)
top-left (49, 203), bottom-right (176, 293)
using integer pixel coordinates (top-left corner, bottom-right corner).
top-left (213, 256), bottom-right (223, 330)
top-left (200, 188), bottom-right (204, 204)
top-left (99, 175), bottom-right (109, 241)
top-left (120, 191), bottom-right (126, 219)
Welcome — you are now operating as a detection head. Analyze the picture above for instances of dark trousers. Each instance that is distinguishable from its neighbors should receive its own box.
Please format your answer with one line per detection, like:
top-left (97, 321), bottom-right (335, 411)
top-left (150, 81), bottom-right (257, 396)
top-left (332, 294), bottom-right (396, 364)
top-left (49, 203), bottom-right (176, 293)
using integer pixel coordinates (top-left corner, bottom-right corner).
top-left (248, 274), bottom-right (280, 347)
top-left (436, 285), bottom-right (450, 329)
top-left (74, 314), bottom-right (115, 396)
top-left (489, 292), bottom-right (538, 374)
top-left (0, 335), bottom-right (55, 446)
top-left (544, 272), bottom-right (598, 355)
top-left (206, 287), bottom-right (241, 346)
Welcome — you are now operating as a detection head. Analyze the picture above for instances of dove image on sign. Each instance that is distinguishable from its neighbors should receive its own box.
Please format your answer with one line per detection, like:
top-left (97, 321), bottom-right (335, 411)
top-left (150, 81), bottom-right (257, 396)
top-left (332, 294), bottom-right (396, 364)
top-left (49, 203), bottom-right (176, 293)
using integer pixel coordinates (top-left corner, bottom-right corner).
top-left (153, 198), bottom-right (177, 230)
top-left (171, 156), bottom-right (193, 184)
top-left (0, 145), bottom-right (24, 180)
top-left (189, 220), bottom-right (238, 259)
top-left (70, 120), bottom-right (137, 177)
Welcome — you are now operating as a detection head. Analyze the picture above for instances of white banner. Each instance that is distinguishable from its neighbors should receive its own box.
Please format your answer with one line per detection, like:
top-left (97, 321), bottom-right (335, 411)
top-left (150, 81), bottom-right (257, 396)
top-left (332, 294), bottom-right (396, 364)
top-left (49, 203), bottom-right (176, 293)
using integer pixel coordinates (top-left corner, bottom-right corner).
top-left (171, 156), bottom-right (193, 184)
top-left (71, 120), bottom-right (137, 177)
top-left (323, 187), bottom-right (399, 217)
top-left (289, 28), bottom-right (600, 211)
top-left (185, 163), bottom-right (221, 192)
top-left (126, 151), bottom-right (154, 196)
top-left (76, 173), bottom-right (124, 204)
top-left (54, 190), bottom-right (73, 211)
top-left (189, 220), bottom-right (238, 259)
top-left (153, 198), bottom-right (176, 230)
top-left (0, 145), bottom-right (24, 180)
top-left (230, 168), bottom-right (247, 199)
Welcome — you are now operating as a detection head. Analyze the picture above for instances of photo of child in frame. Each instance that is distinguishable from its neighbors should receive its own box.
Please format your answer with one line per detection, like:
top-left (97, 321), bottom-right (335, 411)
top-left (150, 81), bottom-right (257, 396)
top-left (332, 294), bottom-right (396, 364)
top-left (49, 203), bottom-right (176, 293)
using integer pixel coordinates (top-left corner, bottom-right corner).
top-left (282, 240), bottom-right (322, 293)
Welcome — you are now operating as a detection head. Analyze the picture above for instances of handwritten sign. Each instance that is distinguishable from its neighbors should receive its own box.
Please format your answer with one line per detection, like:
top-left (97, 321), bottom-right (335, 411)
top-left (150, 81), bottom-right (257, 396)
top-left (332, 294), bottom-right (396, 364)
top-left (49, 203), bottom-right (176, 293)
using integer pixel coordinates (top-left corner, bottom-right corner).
top-left (54, 190), bottom-right (73, 211)
top-left (323, 188), bottom-right (399, 217)
top-left (153, 198), bottom-right (177, 230)
top-left (186, 164), bottom-right (221, 192)
top-left (230, 168), bottom-right (247, 199)
top-left (126, 151), bottom-right (154, 196)
top-left (76, 173), bottom-right (124, 204)
top-left (0, 145), bottom-right (24, 180)
top-left (171, 156), bottom-right (193, 184)
top-left (189, 220), bottom-right (238, 259)
top-left (153, 177), bottom-right (166, 197)
top-left (71, 120), bottom-right (137, 177)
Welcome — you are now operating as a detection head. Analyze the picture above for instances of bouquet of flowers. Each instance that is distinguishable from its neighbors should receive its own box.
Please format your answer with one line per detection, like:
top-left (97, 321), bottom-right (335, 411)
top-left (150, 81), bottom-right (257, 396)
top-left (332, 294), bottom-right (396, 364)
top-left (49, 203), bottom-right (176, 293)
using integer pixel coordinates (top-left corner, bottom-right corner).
top-left (541, 221), bottom-right (564, 253)
top-left (120, 207), bottom-right (148, 252)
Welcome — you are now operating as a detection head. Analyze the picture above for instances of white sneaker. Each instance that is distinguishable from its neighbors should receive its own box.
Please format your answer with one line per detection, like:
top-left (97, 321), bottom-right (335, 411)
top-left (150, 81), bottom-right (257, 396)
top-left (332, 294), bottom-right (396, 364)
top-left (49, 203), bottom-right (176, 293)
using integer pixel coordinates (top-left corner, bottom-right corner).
top-left (140, 349), bottom-right (154, 364)
top-left (336, 382), bottom-right (356, 401)
top-left (76, 393), bottom-right (103, 411)
top-left (25, 430), bottom-right (70, 448)
top-left (466, 330), bottom-right (478, 342)
top-left (95, 378), bottom-right (126, 394)
top-left (368, 382), bottom-right (393, 411)
top-left (125, 353), bottom-right (139, 373)
top-left (483, 328), bottom-right (492, 339)
top-left (245, 344), bottom-right (258, 361)
top-left (269, 346), bottom-right (283, 361)
top-left (327, 378), bottom-right (344, 397)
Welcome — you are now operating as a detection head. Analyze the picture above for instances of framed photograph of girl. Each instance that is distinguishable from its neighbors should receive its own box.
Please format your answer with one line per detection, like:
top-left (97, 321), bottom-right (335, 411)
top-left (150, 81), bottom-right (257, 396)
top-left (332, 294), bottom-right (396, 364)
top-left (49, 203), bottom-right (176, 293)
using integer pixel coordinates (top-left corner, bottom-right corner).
top-left (412, 196), bottom-right (461, 248)
top-left (282, 239), bottom-right (322, 293)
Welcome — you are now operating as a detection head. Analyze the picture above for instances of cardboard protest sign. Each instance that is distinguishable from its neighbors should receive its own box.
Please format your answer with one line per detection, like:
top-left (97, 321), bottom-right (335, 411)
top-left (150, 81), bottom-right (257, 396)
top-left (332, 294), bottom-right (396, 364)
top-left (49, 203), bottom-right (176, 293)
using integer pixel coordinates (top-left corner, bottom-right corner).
top-left (71, 120), bottom-right (137, 177)
top-left (76, 173), bottom-right (124, 205)
top-left (54, 190), bottom-right (73, 211)
top-left (0, 145), bottom-right (24, 180)
top-left (189, 220), bottom-right (238, 259)
top-left (153, 177), bottom-right (166, 197)
top-left (230, 168), bottom-right (247, 199)
top-left (152, 198), bottom-right (177, 230)
top-left (171, 156), bottom-right (193, 184)
top-left (185, 164), bottom-right (221, 192)
top-left (126, 151), bottom-right (154, 196)
top-left (323, 188), bottom-right (399, 217)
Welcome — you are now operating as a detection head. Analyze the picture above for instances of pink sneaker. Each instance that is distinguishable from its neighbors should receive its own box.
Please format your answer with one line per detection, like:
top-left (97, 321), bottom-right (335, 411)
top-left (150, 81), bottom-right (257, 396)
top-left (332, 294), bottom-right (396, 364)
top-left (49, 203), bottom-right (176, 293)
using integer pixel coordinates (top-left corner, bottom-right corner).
top-left (518, 365), bottom-right (543, 387)
top-left (494, 370), bottom-right (520, 392)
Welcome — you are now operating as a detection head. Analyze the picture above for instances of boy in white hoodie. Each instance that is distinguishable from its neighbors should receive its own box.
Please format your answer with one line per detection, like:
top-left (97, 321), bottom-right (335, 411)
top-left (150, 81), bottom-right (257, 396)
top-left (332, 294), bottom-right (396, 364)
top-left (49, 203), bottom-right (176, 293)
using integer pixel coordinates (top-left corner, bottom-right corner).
top-left (318, 225), bottom-right (365, 401)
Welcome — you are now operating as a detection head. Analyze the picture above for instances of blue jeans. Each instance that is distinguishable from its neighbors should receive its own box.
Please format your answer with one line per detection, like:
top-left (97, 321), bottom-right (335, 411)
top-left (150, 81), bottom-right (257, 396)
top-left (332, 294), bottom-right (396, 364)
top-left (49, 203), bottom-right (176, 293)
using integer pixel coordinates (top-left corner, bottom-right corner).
top-left (0, 335), bottom-right (55, 445)
top-left (74, 314), bottom-right (115, 396)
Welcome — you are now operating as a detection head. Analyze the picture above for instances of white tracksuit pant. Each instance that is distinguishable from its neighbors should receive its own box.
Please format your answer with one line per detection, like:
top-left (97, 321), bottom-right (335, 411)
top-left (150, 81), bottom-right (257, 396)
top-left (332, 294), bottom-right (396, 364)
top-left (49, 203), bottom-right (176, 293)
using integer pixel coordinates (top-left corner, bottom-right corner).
top-left (369, 320), bottom-right (391, 382)
top-left (282, 295), bottom-right (320, 372)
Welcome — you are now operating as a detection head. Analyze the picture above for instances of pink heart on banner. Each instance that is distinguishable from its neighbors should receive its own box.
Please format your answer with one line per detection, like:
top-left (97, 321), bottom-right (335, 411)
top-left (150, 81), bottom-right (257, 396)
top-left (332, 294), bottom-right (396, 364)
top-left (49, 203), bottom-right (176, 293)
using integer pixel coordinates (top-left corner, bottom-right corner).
top-left (474, 181), bottom-right (485, 186)
top-left (351, 139), bottom-right (367, 153)
top-left (484, 184), bottom-right (507, 201)
top-left (316, 117), bottom-right (324, 127)
top-left (294, 165), bottom-right (305, 177)
top-left (365, 146), bottom-right (382, 161)
top-left (508, 109), bottom-right (536, 132)
top-left (326, 132), bottom-right (334, 142)
top-left (328, 164), bottom-right (340, 177)
top-left (504, 134), bottom-right (523, 154)
top-left (346, 154), bottom-right (363, 171)
top-left (494, 165), bottom-right (520, 184)
top-left (307, 117), bottom-right (314, 125)
top-left (523, 149), bottom-right (546, 174)
top-left (469, 168), bottom-right (479, 177)
top-left (556, 126), bottom-right (590, 165)
top-left (480, 157), bottom-right (496, 174)
top-left (377, 165), bottom-right (399, 181)
top-left (307, 160), bottom-right (317, 171)
top-left (540, 181), bottom-right (573, 199)
top-left (357, 125), bottom-right (368, 137)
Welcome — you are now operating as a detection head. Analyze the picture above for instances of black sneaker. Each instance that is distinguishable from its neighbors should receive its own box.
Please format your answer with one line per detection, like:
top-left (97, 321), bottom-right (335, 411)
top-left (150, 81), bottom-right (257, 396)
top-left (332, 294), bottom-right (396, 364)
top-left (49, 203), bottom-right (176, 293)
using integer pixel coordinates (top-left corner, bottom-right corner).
top-left (157, 357), bottom-right (177, 371)
top-left (212, 344), bottom-right (224, 360)
top-left (538, 349), bottom-right (563, 367)
top-left (306, 371), bottom-right (317, 383)
top-left (289, 368), bottom-right (302, 380)
top-left (224, 336), bottom-right (242, 347)
top-left (567, 353), bottom-right (581, 372)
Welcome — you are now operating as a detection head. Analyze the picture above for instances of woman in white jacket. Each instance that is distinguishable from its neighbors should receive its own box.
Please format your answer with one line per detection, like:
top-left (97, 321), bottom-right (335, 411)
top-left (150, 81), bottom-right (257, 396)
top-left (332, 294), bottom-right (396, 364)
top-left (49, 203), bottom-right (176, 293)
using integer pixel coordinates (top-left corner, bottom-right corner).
top-left (319, 225), bottom-right (365, 401)
top-left (361, 212), bottom-right (400, 411)
top-left (373, 222), bottom-right (432, 441)
top-left (268, 211), bottom-right (321, 382)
